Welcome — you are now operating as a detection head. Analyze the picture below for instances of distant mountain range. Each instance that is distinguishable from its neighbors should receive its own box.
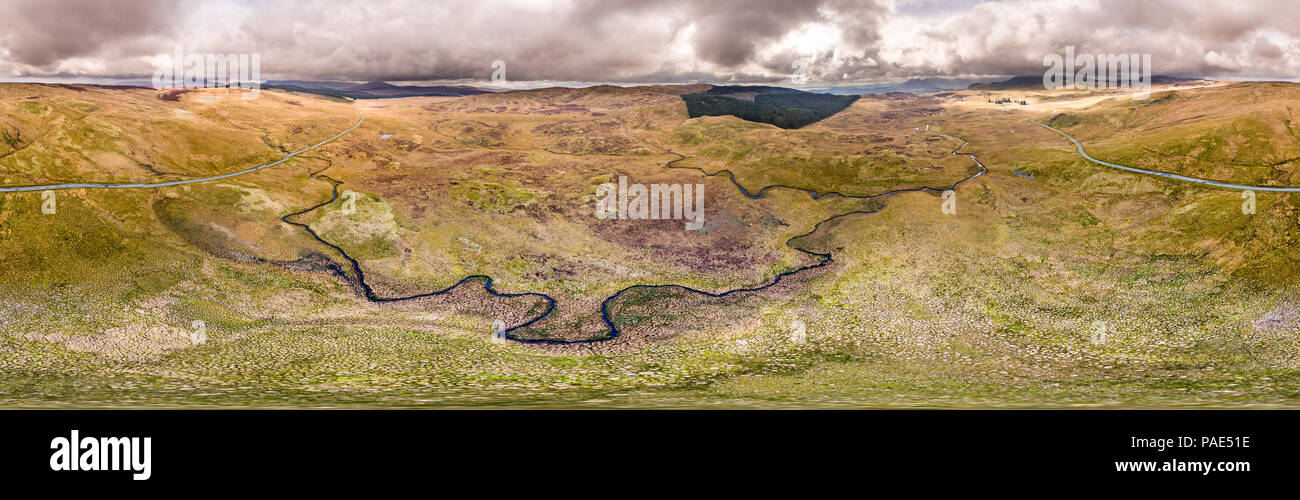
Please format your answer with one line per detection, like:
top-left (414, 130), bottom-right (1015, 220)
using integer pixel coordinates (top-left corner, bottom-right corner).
top-left (798, 75), bottom-right (1212, 96)
top-left (263, 80), bottom-right (490, 99)
top-left (802, 77), bottom-right (984, 96)
top-left (966, 75), bottom-right (1206, 90)
top-left (148, 74), bottom-right (1215, 102)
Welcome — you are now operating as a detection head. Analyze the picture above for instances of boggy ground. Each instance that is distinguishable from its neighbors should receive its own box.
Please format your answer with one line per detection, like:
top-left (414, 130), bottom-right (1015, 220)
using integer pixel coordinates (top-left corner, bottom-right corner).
top-left (1, 81), bottom-right (1299, 407)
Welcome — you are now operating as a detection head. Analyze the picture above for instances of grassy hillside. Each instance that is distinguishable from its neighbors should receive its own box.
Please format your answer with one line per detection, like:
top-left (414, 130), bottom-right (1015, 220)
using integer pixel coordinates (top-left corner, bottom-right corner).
top-left (1039, 83), bottom-right (1300, 188)
top-left (2, 81), bottom-right (1300, 407)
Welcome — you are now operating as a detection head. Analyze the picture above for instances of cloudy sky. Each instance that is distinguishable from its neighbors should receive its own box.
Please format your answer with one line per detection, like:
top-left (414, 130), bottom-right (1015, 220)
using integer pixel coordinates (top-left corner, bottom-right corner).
top-left (0, 0), bottom-right (1297, 85)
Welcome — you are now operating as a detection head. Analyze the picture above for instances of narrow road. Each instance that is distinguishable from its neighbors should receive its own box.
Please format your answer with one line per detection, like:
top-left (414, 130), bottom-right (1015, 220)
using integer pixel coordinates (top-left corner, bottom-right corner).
top-left (0, 113), bottom-right (366, 192)
top-left (1031, 119), bottom-right (1300, 192)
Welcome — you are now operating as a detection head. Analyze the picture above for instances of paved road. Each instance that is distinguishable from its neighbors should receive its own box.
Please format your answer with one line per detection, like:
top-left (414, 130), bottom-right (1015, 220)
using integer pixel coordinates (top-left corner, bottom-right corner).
top-left (1031, 119), bottom-right (1300, 192)
top-left (0, 113), bottom-right (366, 192)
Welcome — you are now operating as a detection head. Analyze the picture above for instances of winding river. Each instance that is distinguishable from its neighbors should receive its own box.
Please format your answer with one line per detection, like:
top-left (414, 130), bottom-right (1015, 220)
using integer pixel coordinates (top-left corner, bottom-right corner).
top-left (285, 125), bottom-right (987, 344)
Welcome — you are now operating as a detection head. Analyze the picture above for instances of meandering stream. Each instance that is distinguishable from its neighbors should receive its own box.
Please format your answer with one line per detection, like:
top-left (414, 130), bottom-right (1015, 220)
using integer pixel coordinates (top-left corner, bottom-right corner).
top-left (285, 125), bottom-right (987, 344)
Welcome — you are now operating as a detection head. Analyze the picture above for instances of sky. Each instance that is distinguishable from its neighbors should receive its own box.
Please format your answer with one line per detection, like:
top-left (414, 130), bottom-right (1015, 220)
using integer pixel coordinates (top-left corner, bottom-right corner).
top-left (0, 0), bottom-right (1297, 86)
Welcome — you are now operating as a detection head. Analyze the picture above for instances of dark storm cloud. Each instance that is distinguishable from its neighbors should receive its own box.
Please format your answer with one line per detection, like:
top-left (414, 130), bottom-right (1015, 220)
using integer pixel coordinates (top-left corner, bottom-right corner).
top-left (685, 0), bottom-right (825, 66)
top-left (0, 0), bottom-right (180, 67)
top-left (0, 0), bottom-right (1297, 83)
top-left (207, 0), bottom-right (892, 83)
